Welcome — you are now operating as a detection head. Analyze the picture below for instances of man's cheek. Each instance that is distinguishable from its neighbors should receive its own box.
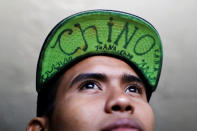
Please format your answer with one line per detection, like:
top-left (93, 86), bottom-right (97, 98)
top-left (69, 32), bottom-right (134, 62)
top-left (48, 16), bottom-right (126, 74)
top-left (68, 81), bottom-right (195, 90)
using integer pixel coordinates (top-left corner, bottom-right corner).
top-left (58, 99), bottom-right (103, 129)
top-left (135, 104), bottom-right (154, 130)
top-left (70, 99), bottom-right (103, 118)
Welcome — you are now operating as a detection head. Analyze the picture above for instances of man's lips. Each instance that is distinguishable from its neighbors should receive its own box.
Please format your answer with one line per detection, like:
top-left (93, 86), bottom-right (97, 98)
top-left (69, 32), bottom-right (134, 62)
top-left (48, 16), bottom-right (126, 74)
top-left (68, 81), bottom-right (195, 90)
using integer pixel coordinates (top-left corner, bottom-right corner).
top-left (111, 128), bottom-right (139, 131)
top-left (101, 118), bottom-right (143, 131)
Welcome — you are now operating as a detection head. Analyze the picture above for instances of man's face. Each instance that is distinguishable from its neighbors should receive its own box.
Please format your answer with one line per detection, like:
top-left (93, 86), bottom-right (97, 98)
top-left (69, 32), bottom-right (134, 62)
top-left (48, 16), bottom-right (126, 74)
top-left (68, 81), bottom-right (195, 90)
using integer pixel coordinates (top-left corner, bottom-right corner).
top-left (50, 56), bottom-right (154, 131)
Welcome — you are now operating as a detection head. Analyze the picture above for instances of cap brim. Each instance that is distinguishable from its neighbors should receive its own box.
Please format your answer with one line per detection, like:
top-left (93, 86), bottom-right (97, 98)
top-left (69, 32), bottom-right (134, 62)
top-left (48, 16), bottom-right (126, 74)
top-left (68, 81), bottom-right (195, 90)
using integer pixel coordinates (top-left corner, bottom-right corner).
top-left (36, 9), bottom-right (163, 93)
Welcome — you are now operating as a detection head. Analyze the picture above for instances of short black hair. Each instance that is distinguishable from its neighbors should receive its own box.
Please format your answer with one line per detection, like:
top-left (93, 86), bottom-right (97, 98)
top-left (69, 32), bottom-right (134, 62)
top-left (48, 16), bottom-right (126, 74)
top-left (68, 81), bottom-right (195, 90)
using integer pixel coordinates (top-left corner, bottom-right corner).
top-left (37, 73), bottom-right (62, 117)
top-left (36, 55), bottom-right (153, 117)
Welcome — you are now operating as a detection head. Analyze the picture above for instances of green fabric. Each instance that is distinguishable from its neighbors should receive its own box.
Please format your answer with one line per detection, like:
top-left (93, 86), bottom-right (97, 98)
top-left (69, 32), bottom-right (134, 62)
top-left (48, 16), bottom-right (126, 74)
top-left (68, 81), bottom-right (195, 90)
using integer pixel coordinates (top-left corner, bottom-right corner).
top-left (36, 10), bottom-right (162, 92)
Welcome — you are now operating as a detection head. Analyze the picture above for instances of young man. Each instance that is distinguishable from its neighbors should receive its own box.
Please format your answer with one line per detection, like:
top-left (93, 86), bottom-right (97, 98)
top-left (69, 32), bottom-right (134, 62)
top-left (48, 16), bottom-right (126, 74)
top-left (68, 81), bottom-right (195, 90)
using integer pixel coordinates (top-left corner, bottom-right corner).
top-left (27, 10), bottom-right (163, 131)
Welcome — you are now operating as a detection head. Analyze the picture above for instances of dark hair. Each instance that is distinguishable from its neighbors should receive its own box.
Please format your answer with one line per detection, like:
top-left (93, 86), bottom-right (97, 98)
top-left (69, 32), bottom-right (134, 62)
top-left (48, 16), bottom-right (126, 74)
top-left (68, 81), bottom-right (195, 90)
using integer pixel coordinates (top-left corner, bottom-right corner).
top-left (36, 55), bottom-right (153, 117)
top-left (37, 74), bottom-right (62, 117)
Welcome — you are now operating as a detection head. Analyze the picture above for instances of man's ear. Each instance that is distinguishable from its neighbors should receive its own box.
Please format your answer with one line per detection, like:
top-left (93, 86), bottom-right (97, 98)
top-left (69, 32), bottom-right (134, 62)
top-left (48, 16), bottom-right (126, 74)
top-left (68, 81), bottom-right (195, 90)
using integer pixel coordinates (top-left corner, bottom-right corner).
top-left (26, 116), bottom-right (49, 131)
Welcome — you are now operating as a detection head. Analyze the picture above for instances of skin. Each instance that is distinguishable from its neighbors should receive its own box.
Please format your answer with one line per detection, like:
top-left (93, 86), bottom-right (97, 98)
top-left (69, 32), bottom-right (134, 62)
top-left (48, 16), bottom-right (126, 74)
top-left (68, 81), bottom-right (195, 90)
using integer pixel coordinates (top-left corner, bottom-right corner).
top-left (27, 56), bottom-right (154, 131)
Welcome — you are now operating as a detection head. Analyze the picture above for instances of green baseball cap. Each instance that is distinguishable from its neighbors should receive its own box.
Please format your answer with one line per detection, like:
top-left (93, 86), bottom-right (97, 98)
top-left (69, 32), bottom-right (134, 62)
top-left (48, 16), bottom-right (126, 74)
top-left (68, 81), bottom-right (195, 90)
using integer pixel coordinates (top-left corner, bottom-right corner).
top-left (36, 10), bottom-right (162, 94)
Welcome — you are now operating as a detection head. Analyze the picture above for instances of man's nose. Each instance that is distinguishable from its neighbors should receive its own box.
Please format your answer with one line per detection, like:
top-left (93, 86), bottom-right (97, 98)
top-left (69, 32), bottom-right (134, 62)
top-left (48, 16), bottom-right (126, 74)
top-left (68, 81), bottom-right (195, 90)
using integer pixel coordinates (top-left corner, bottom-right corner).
top-left (105, 90), bottom-right (134, 114)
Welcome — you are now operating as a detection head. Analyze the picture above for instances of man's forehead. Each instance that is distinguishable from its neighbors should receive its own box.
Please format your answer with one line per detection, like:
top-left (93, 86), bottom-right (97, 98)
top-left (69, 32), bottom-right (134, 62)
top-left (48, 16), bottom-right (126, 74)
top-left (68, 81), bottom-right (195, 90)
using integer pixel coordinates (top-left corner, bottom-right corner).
top-left (62, 56), bottom-right (139, 83)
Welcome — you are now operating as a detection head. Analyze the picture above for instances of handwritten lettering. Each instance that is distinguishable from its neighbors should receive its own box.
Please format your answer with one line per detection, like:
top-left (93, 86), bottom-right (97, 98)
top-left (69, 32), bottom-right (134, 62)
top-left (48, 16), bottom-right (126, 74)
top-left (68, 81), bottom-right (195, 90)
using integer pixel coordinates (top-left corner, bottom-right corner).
top-left (41, 56), bottom-right (72, 82)
top-left (107, 17), bottom-right (113, 42)
top-left (51, 29), bottom-right (81, 55)
top-left (75, 23), bottom-right (102, 47)
top-left (95, 44), bottom-right (116, 51)
top-left (114, 22), bottom-right (139, 49)
top-left (134, 34), bottom-right (155, 55)
top-left (154, 49), bottom-right (160, 58)
top-left (95, 44), bottom-right (133, 59)
top-left (43, 17), bottom-right (162, 87)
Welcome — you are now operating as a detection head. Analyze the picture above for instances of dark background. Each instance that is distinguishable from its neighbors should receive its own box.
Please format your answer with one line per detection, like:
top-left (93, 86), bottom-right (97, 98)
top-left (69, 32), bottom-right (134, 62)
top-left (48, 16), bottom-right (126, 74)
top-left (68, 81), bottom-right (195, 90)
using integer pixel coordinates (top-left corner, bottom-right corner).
top-left (0, 0), bottom-right (197, 130)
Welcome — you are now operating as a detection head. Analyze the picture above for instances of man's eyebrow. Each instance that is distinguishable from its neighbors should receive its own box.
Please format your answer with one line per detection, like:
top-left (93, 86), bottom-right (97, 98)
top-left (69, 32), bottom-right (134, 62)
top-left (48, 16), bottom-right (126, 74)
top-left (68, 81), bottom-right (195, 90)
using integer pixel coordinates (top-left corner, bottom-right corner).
top-left (70, 73), bottom-right (107, 87)
top-left (121, 74), bottom-right (143, 84)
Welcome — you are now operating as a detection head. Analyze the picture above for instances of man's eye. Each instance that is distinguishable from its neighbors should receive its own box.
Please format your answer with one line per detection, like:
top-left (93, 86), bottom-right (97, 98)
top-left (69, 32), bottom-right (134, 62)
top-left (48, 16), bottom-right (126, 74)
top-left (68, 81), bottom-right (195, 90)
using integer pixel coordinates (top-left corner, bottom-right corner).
top-left (125, 85), bottom-right (142, 94)
top-left (80, 81), bottom-right (100, 90)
